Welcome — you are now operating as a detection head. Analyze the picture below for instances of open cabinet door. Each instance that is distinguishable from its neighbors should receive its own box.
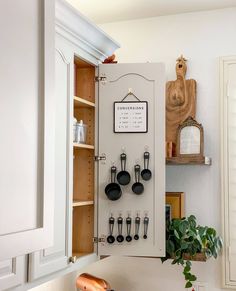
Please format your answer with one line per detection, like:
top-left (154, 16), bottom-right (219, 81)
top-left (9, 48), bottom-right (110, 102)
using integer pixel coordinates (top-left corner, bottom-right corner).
top-left (97, 63), bottom-right (165, 257)
top-left (0, 0), bottom-right (55, 260)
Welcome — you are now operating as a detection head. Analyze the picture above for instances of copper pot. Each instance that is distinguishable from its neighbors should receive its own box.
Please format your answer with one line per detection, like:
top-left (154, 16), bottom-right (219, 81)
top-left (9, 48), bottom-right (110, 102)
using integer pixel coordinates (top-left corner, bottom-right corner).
top-left (76, 273), bottom-right (113, 291)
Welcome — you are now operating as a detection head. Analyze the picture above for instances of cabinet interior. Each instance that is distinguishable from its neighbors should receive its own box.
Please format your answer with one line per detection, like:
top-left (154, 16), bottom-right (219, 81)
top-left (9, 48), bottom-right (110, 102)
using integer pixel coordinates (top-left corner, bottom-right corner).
top-left (72, 57), bottom-right (95, 258)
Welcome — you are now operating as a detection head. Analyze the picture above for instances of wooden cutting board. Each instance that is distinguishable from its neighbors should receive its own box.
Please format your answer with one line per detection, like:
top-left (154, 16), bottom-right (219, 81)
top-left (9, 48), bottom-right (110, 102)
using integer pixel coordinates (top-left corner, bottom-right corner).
top-left (166, 55), bottom-right (197, 144)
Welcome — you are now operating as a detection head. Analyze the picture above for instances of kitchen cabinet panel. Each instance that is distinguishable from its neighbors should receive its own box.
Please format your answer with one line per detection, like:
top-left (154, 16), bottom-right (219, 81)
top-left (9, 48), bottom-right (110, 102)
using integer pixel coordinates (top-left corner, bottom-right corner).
top-left (0, 0), bottom-right (55, 260)
top-left (28, 48), bottom-right (72, 281)
top-left (0, 257), bottom-right (24, 291)
top-left (97, 63), bottom-right (165, 257)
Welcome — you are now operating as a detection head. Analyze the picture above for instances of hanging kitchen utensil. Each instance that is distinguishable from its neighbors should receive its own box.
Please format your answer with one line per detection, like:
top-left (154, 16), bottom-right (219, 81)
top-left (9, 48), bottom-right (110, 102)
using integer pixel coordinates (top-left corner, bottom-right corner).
top-left (141, 151), bottom-right (152, 181)
top-left (134, 216), bottom-right (141, 240)
top-left (117, 153), bottom-right (131, 185)
top-left (116, 216), bottom-right (124, 243)
top-left (132, 165), bottom-right (144, 195)
top-left (107, 216), bottom-right (115, 244)
top-left (143, 216), bottom-right (149, 239)
top-left (125, 216), bottom-right (132, 242)
top-left (105, 166), bottom-right (122, 201)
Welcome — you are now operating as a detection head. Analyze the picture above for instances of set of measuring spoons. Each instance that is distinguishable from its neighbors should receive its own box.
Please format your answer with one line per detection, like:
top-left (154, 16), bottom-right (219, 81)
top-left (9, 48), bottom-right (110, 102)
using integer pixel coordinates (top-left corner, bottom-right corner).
top-left (105, 152), bottom-right (152, 201)
top-left (107, 215), bottom-right (149, 244)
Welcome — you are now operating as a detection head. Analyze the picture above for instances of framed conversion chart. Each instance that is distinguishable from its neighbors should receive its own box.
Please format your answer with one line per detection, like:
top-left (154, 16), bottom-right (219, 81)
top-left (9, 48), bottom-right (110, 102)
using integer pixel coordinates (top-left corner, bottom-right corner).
top-left (114, 101), bottom-right (148, 133)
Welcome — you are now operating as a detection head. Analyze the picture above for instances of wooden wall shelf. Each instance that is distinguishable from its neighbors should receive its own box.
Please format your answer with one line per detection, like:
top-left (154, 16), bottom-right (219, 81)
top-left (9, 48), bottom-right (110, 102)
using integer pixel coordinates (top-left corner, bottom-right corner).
top-left (73, 143), bottom-right (95, 150)
top-left (166, 156), bottom-right (211, 165)
top-left (171, 253), bottom-right (207, 262)
top-left (74, 96), bottom-right (95, 108)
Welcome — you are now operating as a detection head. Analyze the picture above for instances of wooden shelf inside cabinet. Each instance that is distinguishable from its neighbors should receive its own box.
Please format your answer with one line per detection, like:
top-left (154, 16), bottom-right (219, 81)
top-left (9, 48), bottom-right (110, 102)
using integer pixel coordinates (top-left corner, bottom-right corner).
top-left (166, 156), bottom-right (212, 165)
top-left (73, 200), bottom-right (94, 207)
top-left (74, 96), bottom-right (95, 108)
top-left (73, 143), bottom-right (95, 150)
top-left (72, 252), bottom-right (92, 259)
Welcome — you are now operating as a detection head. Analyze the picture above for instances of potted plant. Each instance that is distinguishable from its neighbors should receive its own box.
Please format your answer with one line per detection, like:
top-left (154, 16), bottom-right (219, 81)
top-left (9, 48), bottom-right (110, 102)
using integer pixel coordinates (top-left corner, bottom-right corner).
top-left (161, 215), bottom-right (223, 288)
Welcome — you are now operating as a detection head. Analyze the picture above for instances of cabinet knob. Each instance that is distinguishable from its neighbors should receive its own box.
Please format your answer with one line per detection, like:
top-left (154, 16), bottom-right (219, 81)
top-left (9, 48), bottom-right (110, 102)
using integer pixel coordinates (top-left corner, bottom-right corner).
top-left (69, 256), bottom-right (77, 263)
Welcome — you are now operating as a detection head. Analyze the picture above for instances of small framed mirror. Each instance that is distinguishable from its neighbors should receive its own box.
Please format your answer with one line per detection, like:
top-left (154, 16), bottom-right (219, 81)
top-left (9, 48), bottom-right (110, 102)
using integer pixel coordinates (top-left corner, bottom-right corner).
top-left (176, 117), bottom-right (204, 158)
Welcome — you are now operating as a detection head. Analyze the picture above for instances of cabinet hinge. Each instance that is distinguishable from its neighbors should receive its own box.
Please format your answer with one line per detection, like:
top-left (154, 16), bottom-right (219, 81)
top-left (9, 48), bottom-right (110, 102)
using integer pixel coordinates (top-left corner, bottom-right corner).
top-left (94, 154), bottom-right (106, 161)
top-left (93, 237), bottom-right (105, 243)
top-left (95, 76), bottom-right (107, 83)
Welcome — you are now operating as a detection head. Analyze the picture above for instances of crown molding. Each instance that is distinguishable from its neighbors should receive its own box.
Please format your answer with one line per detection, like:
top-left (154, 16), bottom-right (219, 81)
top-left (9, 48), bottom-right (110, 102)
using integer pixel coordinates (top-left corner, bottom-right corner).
top-left (55, 0), bottom-right (120, 62)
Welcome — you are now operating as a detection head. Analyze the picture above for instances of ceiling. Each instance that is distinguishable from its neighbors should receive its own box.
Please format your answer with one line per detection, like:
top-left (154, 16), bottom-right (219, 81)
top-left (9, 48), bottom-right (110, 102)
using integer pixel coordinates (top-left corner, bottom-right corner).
top-left (66, 0), bottom-right (236, 24)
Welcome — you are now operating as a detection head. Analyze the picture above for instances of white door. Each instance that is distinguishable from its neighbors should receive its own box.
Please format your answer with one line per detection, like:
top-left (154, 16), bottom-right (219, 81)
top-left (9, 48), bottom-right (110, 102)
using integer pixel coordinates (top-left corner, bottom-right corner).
top-left (0, 0), bottom-right (55, 260)
top-left (0, 257), bottom-right (25, 291)
top-left (97, 63), bottom-right (165, 257)
top-left (28, 48), bottom-right (73, 281)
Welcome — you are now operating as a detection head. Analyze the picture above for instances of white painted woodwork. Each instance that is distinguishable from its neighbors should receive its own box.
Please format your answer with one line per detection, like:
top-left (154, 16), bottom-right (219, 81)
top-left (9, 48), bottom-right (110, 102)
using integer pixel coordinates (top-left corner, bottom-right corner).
top-left (28, 49), bottom-right (72, 281)
top-left (56, 0), bottom-right (120, 63)
top-left (221, 56), bottom-right (236, 288)
top-left (97, 63), bottom-right (165, 257)
top-left (0, 0), bottom-right (55, 261)
top-left (27, 0), bottom-right (120, 283)
top-left (0, 257), bottom-right (25, 291)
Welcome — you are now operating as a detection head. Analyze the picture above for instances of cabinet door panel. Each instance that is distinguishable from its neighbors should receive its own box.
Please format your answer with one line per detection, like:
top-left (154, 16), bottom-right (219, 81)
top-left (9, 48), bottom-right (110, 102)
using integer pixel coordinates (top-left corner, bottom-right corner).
top-left (0, 257), bottom-right (24, 291)
top-left (0, 0), bottom-right (55, 260)
top-left (28, 49), bottom-right (72, 281)
top-left (97, 63), bottom-right (165, 257)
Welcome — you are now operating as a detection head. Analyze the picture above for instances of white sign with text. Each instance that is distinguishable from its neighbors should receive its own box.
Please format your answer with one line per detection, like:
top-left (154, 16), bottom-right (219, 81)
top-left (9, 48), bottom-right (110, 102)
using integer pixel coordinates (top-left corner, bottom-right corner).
top-left (114, 101), bottom-right (148, 133)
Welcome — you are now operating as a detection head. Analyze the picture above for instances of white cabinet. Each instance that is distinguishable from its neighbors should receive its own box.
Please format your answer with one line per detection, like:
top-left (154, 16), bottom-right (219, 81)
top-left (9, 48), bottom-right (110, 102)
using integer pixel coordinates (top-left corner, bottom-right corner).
top-left (97, 63), bottom-right (165, 257)
top-left (0, 257), bottom-right (25, 291)
top-left (221, 56), bottom-right (236, 288)
top-left (28, 48), bottom-right (73, 281)
top-left (30, 0), bottom-right (165, 283)
top-left (29, 0), bottom-right (121, 281)
top-left (0, 0), bottom-right (165, 289)
top-left (0, 0), bottom-right (55, 261)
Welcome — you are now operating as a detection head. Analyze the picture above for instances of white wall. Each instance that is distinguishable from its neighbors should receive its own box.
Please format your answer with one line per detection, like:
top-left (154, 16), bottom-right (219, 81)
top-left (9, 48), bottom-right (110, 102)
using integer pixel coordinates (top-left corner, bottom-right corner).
top-left (32, 7), bottom-right (236, 291)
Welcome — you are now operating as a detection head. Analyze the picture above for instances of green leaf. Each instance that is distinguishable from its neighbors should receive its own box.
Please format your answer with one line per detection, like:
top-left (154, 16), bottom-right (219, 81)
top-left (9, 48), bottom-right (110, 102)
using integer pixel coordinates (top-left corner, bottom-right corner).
top-left (190, 274), bottom-right (197, 281)
top-left (185, 281), bottom-right (192, 288)
top-left (167, 240), bottom-right (175, 254)
top-left (184, 265), bottom-right (191, 273)
top-left (206, 228), bottom-right (216, 236)
top-left (181, 242), bottom-right (189, 250)
top-left (174, 229), bottom-right (180, 239)
top-left (179, 221), bottom-right (189, 234)
top-left (184, 273), bottom-right (191, 280)
top-left (198, 226), bottom-right (206, 237)
top-left (186, 260), bottom-right (192, 267)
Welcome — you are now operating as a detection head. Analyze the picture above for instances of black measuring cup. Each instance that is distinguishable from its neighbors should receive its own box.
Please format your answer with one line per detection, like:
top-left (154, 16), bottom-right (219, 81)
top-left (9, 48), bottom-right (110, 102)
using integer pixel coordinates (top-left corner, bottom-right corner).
top-left (132, 165), bottom-right (144, 195)
top-left (141, 151), bottom-right (152, 181)
top-left (107, 216), bottom-right (115, 244)
top-left (117, 153), bottom-right (131, 185)
top-left (105, 166), bottom-right (122, 201)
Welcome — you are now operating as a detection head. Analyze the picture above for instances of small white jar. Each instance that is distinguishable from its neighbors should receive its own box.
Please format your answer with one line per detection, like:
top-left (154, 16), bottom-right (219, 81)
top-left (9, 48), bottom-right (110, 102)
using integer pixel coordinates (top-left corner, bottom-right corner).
top-left (73, 117), bottom-right (78, 142)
